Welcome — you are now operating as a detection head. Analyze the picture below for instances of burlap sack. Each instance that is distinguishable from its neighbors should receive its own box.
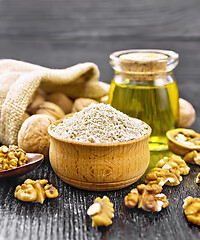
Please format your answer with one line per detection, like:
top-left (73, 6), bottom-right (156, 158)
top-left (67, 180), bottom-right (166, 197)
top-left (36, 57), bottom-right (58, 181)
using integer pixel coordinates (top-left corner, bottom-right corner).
top-left (0, 59), bottom-right (109, 145)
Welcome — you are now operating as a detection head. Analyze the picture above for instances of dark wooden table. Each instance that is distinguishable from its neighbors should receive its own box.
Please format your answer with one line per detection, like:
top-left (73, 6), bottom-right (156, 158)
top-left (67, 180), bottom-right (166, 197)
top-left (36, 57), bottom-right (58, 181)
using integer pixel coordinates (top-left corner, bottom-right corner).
top-left (0, 0), bottom-right (200, 239)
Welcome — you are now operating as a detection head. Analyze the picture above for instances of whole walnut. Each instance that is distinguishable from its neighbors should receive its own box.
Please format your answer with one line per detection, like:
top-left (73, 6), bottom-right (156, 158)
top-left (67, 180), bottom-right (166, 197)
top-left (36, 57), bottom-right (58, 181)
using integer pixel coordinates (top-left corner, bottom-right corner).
top-left (178, 98), bottom-right (196, 128)
top-left (36, 101), bottom-right (65, 120)
top-left (46, 92), bottom-right (73, 114)
top-left (72, 98), bottom-right (98, 112)
top-left (18, 114), bottom-right (55, 156)
top-left (99, 95), bottom-right (108, 104)
top-left (26, 91), bottom-right (45, 115)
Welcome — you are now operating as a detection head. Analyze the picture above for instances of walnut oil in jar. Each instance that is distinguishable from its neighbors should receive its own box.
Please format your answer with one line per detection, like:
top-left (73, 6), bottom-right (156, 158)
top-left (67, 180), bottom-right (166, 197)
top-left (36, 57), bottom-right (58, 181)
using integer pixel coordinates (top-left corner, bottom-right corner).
top-left (108, 49), bottom-right (179, 151)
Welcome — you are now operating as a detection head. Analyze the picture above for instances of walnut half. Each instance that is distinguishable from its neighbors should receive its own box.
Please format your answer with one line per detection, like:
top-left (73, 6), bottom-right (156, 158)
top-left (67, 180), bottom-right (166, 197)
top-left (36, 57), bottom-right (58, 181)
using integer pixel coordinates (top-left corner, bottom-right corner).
top-left (87, 196), bottom-right (114, 227)
top-left (145, 167), bottom-right (182, 187)
top-left (14, 179), bottom-right (59, 204)
top-left (124, 184), bottom-right (169, 212)
top-left (184, 150), bottom-right (200, 165)
top-left (183, 196), bottom-right (200, 226)
top-left (156, 155), bottom-right (190, 176)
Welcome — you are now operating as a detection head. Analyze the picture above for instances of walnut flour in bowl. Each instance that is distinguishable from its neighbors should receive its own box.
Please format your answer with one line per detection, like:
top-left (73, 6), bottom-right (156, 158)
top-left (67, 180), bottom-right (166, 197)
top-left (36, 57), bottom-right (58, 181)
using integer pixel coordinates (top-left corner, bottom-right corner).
top-left (48, 103), bottom-right (151, 190)
top-left (51, 103), bottom-right (149, 143)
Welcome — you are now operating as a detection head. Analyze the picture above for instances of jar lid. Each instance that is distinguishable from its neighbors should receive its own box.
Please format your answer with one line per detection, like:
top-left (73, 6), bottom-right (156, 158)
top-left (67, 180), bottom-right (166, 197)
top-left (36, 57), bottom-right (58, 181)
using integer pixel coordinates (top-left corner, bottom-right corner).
top-left (110, 49), bottom-right (179, 74)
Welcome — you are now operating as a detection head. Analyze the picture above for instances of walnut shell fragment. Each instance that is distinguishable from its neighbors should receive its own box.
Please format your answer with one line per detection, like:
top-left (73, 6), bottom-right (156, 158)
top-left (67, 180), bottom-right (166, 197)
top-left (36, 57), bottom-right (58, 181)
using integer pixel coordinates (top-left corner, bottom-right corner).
top-left (156, 155), bottom-right (190, 176)
top-left (87, 196), bottom-right (114, 227)
top-left (183, 196), bottom-right (200, 226)
top-left (14, 179), bottom-right (58, 204)
top-left (124, 184), bottom-right (169, 212)
top-left (166, 128), bottom-right (200, 156)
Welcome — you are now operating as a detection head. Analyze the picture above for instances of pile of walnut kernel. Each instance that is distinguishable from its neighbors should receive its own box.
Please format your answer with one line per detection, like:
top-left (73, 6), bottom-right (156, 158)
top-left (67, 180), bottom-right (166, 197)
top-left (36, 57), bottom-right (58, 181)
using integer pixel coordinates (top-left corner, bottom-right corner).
top-left (123, 154), bottom-right (190, 213)
top-left (11, 151), bottom-right (200, 227)
top-left (0, 145), bottom-right (28, 171)
top-left (87, 153), bottom-right (200, 227)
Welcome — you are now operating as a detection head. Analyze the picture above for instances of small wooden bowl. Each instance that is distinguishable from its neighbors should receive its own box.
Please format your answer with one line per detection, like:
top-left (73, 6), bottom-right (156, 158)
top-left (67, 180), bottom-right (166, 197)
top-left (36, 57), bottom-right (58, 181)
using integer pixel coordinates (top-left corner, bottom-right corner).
top-left (48, 117), bottom-right (151, 191)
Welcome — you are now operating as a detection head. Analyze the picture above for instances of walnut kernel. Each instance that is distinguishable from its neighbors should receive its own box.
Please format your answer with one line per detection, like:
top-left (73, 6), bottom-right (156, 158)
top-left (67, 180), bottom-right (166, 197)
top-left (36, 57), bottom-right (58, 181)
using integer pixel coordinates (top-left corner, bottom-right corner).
top-left (145, 167), bottom-right (182, 186)
top-left (0, 145), bottom-right (28, 171)
top-left (87, 196), bottom-right (114, 227)
top-left (183, 196), bottom-right (200, 226)
top-left (156, 155), bottom-right (190, 175)
top-left (124, 184), bottom-right (169, 212)
top-left (196, 173), bottom-right (200, 184)
top-left (137, 184), bottom-right (169, 212)
top-left (14, 179), bottom-right (58, 204)
top-left (44, 184), bottom-right (59, 198)
top-left (15, 184), bottom-right (37, 202)
top-left (184, 150), bottom-right (200, 165)
top-left (124, 188), bottom-right (139, 208)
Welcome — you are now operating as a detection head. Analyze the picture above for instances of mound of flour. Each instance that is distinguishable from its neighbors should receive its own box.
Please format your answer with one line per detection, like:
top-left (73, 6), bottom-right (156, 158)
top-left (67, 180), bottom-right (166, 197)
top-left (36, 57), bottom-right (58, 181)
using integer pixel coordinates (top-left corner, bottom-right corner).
top-left (51, 103), bottom-right (149, 143)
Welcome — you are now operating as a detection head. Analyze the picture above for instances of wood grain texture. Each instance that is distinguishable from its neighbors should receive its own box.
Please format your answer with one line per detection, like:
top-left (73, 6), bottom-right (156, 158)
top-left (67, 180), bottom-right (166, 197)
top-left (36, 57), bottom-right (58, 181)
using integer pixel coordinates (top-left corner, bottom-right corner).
top-left (0, 0), bottom-right (200, 239)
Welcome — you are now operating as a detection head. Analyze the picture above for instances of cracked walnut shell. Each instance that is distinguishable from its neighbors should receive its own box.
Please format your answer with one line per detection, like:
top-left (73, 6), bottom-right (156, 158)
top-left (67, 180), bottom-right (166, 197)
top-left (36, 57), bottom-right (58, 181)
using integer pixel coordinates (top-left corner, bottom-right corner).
top-left (87, 196), bottom-right (114, 227)
top-left (183, 196), bottom-right (200, 226)
top-left (18, 114), bottom-right (55, 156)
top-left (167, 128), bottom-right (200, 156)
top-left (156, 155), bottom-right (190, 175)
top-left (145, 167), bottom-right (182, 186)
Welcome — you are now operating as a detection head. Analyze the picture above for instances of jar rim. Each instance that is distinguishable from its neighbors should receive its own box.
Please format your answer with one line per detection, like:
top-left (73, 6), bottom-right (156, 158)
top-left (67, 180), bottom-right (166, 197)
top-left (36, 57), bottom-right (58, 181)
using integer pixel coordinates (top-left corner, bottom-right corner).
top-left (110, 49), bottom-right (179, 74)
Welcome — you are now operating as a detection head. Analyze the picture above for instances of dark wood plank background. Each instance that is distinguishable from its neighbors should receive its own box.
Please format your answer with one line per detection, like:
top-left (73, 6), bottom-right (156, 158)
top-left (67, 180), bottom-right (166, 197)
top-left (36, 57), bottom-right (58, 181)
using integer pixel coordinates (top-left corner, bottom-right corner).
top-left (0, 0), bottom-right (200, 239)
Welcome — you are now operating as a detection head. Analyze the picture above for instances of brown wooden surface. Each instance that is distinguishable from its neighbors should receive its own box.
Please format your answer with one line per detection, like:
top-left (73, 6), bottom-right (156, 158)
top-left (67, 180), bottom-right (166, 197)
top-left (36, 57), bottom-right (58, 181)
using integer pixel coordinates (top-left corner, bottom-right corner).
top-left (0, 0), bottom-right (200, 239)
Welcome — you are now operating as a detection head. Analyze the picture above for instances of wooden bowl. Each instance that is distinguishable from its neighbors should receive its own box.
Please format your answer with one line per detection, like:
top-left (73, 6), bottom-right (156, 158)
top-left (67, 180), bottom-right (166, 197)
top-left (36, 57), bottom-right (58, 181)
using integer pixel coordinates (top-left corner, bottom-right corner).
top-left (48, 117), bottom-right (151, 191)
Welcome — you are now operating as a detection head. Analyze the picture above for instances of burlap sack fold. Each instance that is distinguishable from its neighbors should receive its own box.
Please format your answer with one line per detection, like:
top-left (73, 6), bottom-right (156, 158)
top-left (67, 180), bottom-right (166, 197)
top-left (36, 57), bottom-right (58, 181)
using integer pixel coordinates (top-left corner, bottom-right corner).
top-left (0, 59), bottom-right (109, 145)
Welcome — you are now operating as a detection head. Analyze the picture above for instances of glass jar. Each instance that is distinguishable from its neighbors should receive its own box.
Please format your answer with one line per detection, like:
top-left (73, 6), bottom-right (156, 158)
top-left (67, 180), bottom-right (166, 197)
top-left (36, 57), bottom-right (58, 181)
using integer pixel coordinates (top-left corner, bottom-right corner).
top-left (108, 49), bottom-right (179, 151)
